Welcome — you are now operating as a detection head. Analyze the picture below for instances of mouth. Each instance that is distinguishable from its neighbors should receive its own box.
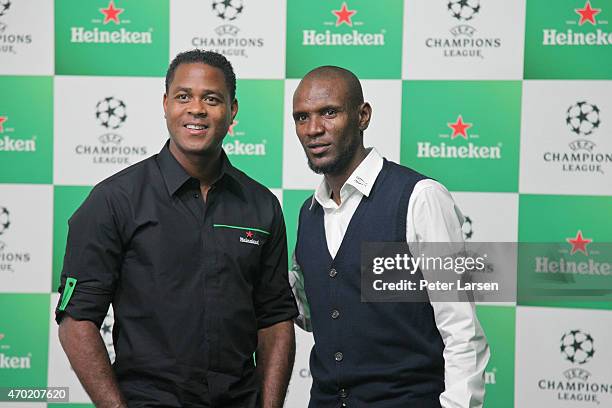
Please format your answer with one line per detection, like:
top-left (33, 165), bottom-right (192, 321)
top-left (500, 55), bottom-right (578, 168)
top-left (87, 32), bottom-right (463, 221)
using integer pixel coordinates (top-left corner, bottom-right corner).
top-left (184, 123), bottom-right (209, 135)
top-left (306, 142), bottom-right (331, 155)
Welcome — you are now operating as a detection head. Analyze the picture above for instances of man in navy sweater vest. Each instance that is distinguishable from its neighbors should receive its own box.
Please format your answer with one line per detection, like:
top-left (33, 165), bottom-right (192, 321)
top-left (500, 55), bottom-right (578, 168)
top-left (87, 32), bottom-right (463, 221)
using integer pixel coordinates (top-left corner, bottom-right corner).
top-left (289, 66), bottom-right (490, 408)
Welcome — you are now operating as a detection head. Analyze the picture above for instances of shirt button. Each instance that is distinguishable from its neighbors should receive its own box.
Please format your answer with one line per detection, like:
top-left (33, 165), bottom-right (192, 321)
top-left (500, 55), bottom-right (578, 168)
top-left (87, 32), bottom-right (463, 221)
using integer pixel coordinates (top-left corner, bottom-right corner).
top-left (329, 268), bottom-right (338, 278)
top-left (339, 388), bottom-right (348, 398)
top-left (194, 193), bottom-right (200, 198)
top-left (334, 351), bottom-right (343, 362)
top-left (331, 309), bottom-right (340, 319)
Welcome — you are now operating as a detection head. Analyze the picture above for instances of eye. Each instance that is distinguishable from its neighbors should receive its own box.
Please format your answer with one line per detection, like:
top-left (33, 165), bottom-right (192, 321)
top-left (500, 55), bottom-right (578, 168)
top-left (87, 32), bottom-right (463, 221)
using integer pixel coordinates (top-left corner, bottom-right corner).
top-left (176, 94), bottom-right (189, 102)
top-left (323, 108), bottom-right (337, 117)
top-left (293, 113), bottom-right (308, 123)
top-left (204, 96), bottom-right (219, 105)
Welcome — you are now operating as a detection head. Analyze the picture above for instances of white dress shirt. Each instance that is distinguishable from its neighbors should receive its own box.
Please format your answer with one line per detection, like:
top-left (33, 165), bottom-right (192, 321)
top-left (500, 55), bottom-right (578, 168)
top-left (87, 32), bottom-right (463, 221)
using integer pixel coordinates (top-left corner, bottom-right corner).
top-left (292, 148), bottom-right (490, 408)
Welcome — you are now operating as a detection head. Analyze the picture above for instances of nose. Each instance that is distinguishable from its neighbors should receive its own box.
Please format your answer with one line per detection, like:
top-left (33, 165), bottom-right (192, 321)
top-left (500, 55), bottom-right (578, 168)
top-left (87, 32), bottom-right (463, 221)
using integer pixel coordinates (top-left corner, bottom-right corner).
top-left (305, 115), bottom-right (324, 137)
top-left (188, 100), bottom-right (207, 117)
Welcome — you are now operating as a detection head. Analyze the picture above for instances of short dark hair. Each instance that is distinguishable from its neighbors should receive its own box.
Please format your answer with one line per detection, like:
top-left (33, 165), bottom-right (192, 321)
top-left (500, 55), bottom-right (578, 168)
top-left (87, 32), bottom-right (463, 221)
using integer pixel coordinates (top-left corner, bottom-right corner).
top-left (165, 49), bottom-right (237, 101)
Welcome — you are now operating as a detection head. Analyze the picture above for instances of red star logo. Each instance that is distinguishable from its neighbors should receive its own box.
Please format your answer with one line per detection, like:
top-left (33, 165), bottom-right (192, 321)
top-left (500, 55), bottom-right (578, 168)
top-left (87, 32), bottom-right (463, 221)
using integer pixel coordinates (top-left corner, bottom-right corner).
top-left (567, 230), bottom-right (592, 255)
top-left (332, 2), bottom-right (357, 27)
top-left (228, 120), bottom-right (238, 136)
top-left (246, 231), bottom-right (254, 238)
top-left (0, 116), bottom-right (6, 133)
top-left (447, 115), bottom-right (472, 140)
top-left (99, 0), bottom-right (124, 25)
top-left (575, 1), bottom-right (601, 26)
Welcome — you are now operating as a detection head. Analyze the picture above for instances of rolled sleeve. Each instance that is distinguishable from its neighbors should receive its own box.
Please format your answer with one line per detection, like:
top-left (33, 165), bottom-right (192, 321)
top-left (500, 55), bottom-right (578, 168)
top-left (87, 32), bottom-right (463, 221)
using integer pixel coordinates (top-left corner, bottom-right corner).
top-left (253, 197), bottom-right (298, 329)
top-left (407, 179), bottom-right (490, 408)
top-left (55, 185), bottom-right (123, 328)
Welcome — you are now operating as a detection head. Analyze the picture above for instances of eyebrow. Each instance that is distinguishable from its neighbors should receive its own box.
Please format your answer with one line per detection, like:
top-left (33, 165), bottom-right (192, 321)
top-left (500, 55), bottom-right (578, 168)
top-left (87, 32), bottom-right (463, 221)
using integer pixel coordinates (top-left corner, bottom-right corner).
top-left (172, 87), bottom-right (224, 97)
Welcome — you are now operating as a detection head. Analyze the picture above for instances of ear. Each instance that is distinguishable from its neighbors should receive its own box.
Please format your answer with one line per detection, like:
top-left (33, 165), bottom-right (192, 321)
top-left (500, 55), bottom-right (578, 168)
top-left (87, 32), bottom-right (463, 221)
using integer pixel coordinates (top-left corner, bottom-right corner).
top-left (163, 93), bottom-right (168, 118)
top-left (358, 102), bottom-right (372, 132)
top-left (231, 98), bottom-right (238, 121)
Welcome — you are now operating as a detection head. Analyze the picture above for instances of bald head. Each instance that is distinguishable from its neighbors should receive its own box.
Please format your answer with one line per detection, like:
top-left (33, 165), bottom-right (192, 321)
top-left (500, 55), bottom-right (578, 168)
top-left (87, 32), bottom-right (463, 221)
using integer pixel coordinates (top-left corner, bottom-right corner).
top-left (292, 65), bottom-right (372, 177)
top-left (298, 66), bottom-right (364, 109)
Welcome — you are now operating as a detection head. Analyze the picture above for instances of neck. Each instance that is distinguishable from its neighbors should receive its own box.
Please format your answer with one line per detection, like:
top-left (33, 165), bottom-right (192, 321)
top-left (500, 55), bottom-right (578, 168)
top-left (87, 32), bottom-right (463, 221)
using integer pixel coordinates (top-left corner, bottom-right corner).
top-left (325, 146), bottom-right (368, 205)
top-left (169, 141), bottom-right (223, 187)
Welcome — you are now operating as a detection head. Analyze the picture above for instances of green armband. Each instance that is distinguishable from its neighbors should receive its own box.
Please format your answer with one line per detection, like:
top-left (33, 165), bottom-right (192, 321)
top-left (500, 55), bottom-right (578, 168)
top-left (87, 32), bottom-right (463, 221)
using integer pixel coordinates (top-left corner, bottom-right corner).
top-left (58, 278), bottom-right (77, 311)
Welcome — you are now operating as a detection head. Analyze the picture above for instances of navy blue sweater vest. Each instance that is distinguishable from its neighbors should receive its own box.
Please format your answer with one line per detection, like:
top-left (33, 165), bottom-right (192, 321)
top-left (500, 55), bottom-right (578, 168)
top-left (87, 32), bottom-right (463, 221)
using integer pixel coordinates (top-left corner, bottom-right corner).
top-left (295, 160), bottom-right (445, 408)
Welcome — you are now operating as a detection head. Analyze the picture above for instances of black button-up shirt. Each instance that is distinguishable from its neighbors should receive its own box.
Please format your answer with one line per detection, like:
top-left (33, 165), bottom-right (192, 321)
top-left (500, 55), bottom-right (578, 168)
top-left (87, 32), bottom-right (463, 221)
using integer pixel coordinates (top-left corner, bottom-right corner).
top-left (56, 142), bottom-right (297, 407)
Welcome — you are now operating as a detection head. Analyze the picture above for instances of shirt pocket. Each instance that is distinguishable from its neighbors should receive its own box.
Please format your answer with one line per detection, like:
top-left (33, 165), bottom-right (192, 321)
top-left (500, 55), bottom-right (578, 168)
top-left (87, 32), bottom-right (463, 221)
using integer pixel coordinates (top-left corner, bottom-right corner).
top-left (212, 223), bottom-right (269, 277)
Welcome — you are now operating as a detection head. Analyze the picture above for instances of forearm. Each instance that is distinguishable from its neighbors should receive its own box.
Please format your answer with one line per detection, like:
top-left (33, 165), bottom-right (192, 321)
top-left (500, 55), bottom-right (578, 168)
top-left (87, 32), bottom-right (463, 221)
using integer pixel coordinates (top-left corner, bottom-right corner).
top-left (58, 315), bottom-right (126, 408)
top-left (256, 320), bottom-right (296, 408)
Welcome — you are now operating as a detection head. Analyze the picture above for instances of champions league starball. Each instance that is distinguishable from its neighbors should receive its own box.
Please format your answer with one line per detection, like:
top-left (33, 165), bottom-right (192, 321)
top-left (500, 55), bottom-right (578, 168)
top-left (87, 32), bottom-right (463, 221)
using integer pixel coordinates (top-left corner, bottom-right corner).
top-left (560, 330), bottom-right (595, 365)
top-left (95, 96), bottom-right (127, 130)
top-left (566, 101), bottom-right (601, 137)
top-left (447, 0), bottom-right (481, 22)
top-left (212, 0), bottom-right (244, 21)
top-left (0, 0), bottom-right (11, 18)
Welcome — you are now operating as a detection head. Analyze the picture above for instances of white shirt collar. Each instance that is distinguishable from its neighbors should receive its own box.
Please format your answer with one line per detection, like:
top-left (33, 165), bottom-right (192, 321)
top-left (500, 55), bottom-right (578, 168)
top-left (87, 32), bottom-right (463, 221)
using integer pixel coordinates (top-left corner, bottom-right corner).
top-left (310, 147), bottom-right (384, 210)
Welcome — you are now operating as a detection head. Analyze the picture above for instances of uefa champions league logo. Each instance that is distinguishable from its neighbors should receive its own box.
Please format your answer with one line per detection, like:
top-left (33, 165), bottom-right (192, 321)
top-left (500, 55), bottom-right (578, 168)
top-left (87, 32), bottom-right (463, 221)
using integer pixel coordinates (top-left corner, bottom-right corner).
top-left (0, 0), bottom-right (11, 18)
top-left (95, 96), bottom-right (127, 130)
top-left (212, 0), bottom-right (244, 22)
top-left (100, 309), bottom-right (115, 363)
top-left (447, 0), bottom-right (481, 22)
top-left (462, 215), bottom-right (473, 240)
top-left (0, 207), bottom-right (9, 236)
top-left (566, 101), bottom-right (601, 137)
top-left (561, 330), bottom-right (595, 365)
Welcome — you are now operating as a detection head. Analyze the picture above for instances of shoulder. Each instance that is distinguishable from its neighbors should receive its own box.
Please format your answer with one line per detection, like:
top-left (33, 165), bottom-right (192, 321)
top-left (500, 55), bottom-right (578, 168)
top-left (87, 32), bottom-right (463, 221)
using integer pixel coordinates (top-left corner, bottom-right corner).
top-left (81, 155), bottom-right (158, 213)
top-left (95, 155), bottom-right (157, 194)
top-left (230, 167), bottom-right (282, 211)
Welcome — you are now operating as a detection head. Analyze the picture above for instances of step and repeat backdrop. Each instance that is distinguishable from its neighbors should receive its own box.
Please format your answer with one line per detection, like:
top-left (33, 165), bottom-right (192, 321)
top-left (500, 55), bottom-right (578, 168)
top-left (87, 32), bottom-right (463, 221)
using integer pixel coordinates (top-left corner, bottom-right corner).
top-left (1, 0), bottom-right (612, 407)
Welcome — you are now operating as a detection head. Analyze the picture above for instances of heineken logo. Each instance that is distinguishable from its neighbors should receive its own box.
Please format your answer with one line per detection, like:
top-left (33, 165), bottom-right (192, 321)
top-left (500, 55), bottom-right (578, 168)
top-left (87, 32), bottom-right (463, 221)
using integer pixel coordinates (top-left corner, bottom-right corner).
top-left (567, 230), bottom-right (593, 256)
top-left (417, 115), bottom-right (502, 159)
top-left (0, 352), bottom-right (31, 369)
top-left (302, 1), bottom-right (386, 46)
top-left (333, 2), bottom-right (357, 27)
top-left (223, 120), bottom-right (266, 156)
top-left (426, 0), bottom-right (501, 58)
top-left (534, 230), bottom-right (612, 276)
top-left (240, 231), bottom-right (260, 245)
top-left (0, 334), bottom-right (32, 369)
top-left (542, 1), bottom-right (610, 46)
top-left (575, 1), bottom-right (601, 26)
top-left (100, 0), bottom-right (124, 25)
top-left (0, 116), bottom-right (37, 152)
top-left (543, 100), bottom-right (611, 174)
top-left (448, 115), bottom-right (472, 139)
top-left (74, 96), bottom-right (146, 165)
top-left (228, 120), bottom-right (239, 136)
top-left (70, 0), bottom-right (153, 44)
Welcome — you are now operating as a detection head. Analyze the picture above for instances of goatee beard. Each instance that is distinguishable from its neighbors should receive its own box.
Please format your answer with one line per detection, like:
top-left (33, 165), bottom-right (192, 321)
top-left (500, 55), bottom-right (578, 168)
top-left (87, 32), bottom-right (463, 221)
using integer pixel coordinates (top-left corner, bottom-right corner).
top-left (306, 138), bottom-right (359, 175)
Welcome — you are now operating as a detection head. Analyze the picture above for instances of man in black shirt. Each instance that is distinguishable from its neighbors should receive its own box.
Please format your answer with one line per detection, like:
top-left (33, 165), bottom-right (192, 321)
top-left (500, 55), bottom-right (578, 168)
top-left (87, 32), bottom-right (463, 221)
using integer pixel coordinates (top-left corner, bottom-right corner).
top-left (56, 50), bottom-right (298, 408)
